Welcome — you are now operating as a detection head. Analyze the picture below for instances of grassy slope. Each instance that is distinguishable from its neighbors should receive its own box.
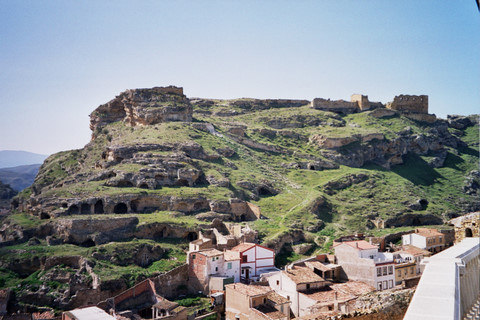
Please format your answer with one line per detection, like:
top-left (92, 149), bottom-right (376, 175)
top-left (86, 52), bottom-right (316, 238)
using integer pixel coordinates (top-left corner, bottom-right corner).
top-left (2, 101), bottom-right (478, 292)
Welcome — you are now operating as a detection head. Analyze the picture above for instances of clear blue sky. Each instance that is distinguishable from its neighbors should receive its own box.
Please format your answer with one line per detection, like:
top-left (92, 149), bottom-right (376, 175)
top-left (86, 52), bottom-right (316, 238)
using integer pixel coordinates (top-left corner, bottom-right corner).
top-left (1, 0), bottom-right (479, 155)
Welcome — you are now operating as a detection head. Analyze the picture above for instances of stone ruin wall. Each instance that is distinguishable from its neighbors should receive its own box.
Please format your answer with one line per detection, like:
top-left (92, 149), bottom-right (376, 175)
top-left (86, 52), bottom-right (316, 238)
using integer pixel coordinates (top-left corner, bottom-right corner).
top-left (386, 95), bottom-right (428, 114)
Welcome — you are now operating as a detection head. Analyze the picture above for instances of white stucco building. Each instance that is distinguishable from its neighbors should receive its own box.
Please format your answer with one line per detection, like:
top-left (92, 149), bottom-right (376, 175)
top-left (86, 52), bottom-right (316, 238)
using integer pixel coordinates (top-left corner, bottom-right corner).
top-left (334, 240), bottom-right (395, 290)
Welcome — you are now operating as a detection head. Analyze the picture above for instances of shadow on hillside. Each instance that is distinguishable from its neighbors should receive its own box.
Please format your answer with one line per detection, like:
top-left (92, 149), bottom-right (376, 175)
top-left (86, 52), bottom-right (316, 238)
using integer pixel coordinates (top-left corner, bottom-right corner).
top-left (391, 153), bottom-right (443, 186)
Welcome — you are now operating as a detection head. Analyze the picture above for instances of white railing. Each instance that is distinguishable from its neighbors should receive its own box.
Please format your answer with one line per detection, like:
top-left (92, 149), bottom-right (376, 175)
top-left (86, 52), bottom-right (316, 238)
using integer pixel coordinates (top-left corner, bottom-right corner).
top-left (403, 237), bottom-right (480, 320)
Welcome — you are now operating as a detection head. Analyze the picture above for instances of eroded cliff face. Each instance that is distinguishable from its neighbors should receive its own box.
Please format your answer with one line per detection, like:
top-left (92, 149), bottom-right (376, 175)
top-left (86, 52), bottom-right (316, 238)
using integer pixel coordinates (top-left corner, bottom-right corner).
top-left (89, 86), bottom-right (192, 137)
top-left (9, 88), bottom-right (480, 248)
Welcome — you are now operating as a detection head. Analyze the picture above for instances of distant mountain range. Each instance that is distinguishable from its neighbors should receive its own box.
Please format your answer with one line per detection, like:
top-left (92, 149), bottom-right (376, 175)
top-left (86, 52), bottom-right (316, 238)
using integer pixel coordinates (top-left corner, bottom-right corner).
top-left (0, 150), bottom-right (48, 169)
top-left (0, 164), bottom-right (42, 191)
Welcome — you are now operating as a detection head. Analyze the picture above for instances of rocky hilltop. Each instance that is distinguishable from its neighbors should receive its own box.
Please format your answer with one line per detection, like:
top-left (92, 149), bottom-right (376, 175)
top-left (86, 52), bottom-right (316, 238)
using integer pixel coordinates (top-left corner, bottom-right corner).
top-left (1, 86), bottom-right (478, 312)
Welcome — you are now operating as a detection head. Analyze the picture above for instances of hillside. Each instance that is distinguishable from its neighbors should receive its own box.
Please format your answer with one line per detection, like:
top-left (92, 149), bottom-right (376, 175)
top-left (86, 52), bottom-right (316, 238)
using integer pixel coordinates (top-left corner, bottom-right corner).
top-left (0, 86), bottom-right (478, 311)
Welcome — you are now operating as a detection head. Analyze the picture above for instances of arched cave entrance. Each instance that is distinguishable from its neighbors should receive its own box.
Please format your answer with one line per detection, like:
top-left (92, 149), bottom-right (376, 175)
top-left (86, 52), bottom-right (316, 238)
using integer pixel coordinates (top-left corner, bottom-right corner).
top-left (465, 228), bottom-right (473, 238)
top-left (175, 179), bottom-right (189, 187)
top-left (412, 217), bottom-right (421, 226)
top-left (94, 200), bottom-right (104, 214)
top-left (114, 203), bottom-right (128, 214)
top-left (81, 239), bottom-right (96, 247)
top-left (68, 205), bottom-right (79, 214)
top-left (130, 200), bottom-right (139, 213)
top-left (40, 212), bottom-right (50, 220)
top-left (240, 214), bottom-right (246, 222)
top-left (154, 228), bottom-right (166, 239)
top-left (81, 203), bottom-right (91, 214)
top-left (258, 187), bottom-right (273, 196)
top-left (117, 180), bottom-right (134, 188)
top-left (187, 232), bottom-right (198, 241)
top-left (139, 183), bottom-right (149, 189)
top-left (309, 165), bottom-right (316, 170)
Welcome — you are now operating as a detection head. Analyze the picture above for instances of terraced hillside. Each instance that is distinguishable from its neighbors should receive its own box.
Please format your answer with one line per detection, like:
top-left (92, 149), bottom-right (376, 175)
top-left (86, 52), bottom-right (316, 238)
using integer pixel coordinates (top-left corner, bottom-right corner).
top-left (0, 86), bottom-right (478, 311)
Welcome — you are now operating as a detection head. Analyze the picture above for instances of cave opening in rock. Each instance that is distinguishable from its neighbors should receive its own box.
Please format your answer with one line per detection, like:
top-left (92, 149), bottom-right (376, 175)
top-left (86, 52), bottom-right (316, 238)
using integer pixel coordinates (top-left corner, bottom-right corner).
top-left (81, 203), bottom-right (91, 214)
top-left (139, 183), bottom-right (149, 189)
top-left (240, 214), bottom-right (246, 222)
top-left (68, 205), bottom-right (79, 214)
top-left (309, 165), bottom-right (316, 170)
top-left (187, 232), bottom-right (198, 241)
top-left (62, 203), bottom-right (68, 208)
top-left (258, 187), bottom-right (273, 196)
top-left (465, 228), bottom-right (473, 238)
top-left (94, 200), bottom-right (104, 214)
top-left (40, 212), bottom-right (50, 220)
top-left (412, 217), bottom-right (421, 226)
top-left (114, 203), bottom-right (128, 214)
top-left (117, 180), bottom-right (134, 188)
top-left (130, 200), bottom-right (139, 213)
top-left (154, 228), bottom-right (165, 239)
top-left (175, 179), bottom-right (189, 187)
top-left (81, 239), bottom-right (96, 247)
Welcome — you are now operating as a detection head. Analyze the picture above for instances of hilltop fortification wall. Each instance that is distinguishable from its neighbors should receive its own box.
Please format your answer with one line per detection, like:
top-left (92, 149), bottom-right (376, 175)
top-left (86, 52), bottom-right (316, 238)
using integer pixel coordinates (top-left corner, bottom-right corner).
top-left (386, 95), bottom-right (428, 114)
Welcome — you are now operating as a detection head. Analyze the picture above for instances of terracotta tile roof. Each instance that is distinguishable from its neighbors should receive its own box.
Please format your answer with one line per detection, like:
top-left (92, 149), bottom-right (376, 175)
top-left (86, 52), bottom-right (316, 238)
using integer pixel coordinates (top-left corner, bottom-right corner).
top-left (32, 311), bottom-right (55, 319)
top-left (225, 283), bottom-right (271, 297)
top-left (397, 245), bottom-right (432, 257)
top-left (303, 281), bottom-right (374, 303)
top-left (198, 249), bottom-right (223, 257)
top-left (224, 250), bottom-right (240, 261)
top-left (153, 298), bottom-right (179, 311)
top-left (267, 291), bottom-right (290, 305)
top-left (305, 261), bottom-right (340, 272)
top-left (284, 266), bottom-right (325, 284)
top-left (415, 228), bottom-right (443, 237)
top-left (191, 238), bottom-right (210, 244)
top-left (254, 304), bottom-right (287, 319)
top-left (336, 240), bottom-right (378, 250)
top-left (230, 242), bottom-right (256, 252)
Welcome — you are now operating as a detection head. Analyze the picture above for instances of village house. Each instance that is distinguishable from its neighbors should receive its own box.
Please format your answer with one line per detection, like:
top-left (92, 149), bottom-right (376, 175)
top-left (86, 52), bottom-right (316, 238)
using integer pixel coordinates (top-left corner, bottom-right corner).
top-left (334, 240), bottom-right (395, 291)
top-left (402, 228), bottom-right (446, 253)
top-left (298, 281), bottom-right (375, 318)
top-left (229, 242), bottom-right (276, 283)
top-left (110, 278), bottom-right (187, 320)
top-left (291, 254), bottom-right (342, 282)
top-left (225, 283), bottom-right (290, 320)
top-left (392, 255), bottom-right (417, 286)
top-left (394, 245), bottom-right (432, 276)
top-left (265, 266), bottom-right (329, 317)
top-left (62, 306), bottom-right (116, 320)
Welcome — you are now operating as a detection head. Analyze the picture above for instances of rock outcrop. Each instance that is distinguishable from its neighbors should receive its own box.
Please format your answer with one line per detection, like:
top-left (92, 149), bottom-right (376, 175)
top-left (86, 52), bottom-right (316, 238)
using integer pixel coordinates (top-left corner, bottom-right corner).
top-left (90, 86), bottom-right (192, 136)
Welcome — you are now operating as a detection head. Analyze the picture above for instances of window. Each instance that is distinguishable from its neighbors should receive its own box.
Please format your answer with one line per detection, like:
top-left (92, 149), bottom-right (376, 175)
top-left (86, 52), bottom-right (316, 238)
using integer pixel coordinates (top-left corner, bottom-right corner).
top-left (388, 266), bottom-right (393, 275)
top-left (404, 269), bottom-right (407, 276)
top-left (377, 282), bottom-right (382, 290)
top-left (377, 268), bottom-right (382, 276)
top-left (383, 281), bottom-right (387, 289)
top-left (383, 266), bottom-right (387, 276)
top-left (192, 254), bottom-right (196, 260)
top-left (242, 255), bottom-right (247, 263)
top-left (398, 270), bottom-right (401, 277)
top-left (287, 296), bottom-right (290, 301)
top-left (242, 269), bottom-right (245, 274)
top-left (410, 267), bottom-right (414, 275)
top-left (216, 256), bottom-right (219, 260)
top-left (263, 298), bottom-right (266, 304)
top-left (281, 305), bottom-right (284, 313)
top-left (276, 280), bottom-right (279, 286)
top-left (389, 280), bottom-right (393, 288)
top-left (227, 262), bottom-right (232, 270)
top-left (212, 257), bottom-right (215, 261)
top-left (215, 267), bottom-right (218, 272)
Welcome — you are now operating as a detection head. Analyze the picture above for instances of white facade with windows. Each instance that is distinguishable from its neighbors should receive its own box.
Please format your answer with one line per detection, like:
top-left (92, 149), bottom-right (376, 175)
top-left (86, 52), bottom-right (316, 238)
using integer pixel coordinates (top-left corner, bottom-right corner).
top-left (334, 240), bottom-right (395, 290)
